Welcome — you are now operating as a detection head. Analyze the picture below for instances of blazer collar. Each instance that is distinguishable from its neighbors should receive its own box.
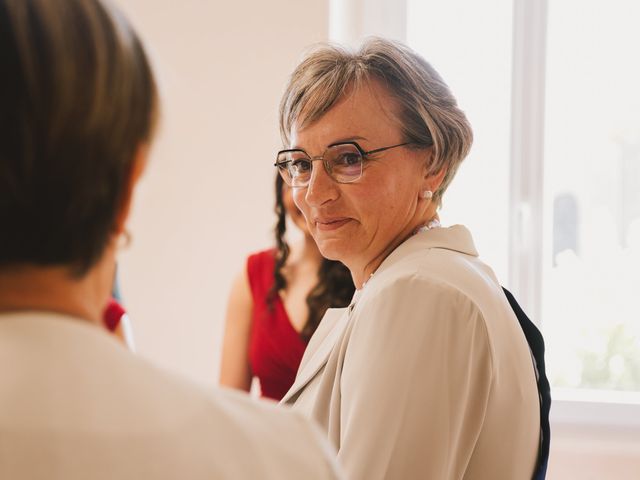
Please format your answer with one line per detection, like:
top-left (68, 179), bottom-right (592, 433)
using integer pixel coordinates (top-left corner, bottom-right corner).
top-left (281, 307), bottom-right (349, 404)
top-left (372, 224), bottom-right (478, 279)
top-left (281, 225), bottom-right (478, 404)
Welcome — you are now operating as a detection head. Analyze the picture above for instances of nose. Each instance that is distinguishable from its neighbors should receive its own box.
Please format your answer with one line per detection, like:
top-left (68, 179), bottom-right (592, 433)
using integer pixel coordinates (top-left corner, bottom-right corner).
top-left (304, 158), bottom-right (339, 208)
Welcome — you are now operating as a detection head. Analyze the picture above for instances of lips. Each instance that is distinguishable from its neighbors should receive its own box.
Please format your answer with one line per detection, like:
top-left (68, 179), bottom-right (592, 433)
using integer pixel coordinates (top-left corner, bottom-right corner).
top-left (314, 216), bottom-right (352, 231)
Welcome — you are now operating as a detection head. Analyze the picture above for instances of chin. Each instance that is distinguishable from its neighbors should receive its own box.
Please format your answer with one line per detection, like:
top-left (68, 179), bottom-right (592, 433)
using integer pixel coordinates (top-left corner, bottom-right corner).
top-left (315, 238), bottom-right (351, 264)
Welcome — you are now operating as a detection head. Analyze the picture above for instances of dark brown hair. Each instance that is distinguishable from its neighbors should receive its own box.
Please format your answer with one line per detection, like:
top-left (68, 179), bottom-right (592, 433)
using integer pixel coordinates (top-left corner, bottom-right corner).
top-left (0, 0), bottom-right (157, 275)
top-left (269, 174), bottom-right (355, 341)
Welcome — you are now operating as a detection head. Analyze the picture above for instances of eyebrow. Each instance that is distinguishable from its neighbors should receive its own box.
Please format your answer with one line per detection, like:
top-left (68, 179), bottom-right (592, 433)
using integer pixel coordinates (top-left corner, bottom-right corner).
top-left (290, 136), bottom-right (369, 151)
top-left (327, 136), bottom-right (368, 148)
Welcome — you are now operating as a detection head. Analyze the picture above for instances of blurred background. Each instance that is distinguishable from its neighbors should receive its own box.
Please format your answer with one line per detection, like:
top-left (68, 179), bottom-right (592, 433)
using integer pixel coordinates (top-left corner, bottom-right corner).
top-left (115, 0), bottom-right (640, 478)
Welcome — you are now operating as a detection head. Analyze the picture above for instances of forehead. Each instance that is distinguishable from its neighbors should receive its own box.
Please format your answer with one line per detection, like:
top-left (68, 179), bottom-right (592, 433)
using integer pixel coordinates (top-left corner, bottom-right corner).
top-left (290, 79), bottom-right (403, 150)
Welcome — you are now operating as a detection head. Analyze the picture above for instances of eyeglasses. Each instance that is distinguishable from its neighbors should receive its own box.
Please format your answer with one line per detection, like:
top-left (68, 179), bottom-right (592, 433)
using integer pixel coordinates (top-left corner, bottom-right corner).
top-left (274, 141), bottom-right (410, 187)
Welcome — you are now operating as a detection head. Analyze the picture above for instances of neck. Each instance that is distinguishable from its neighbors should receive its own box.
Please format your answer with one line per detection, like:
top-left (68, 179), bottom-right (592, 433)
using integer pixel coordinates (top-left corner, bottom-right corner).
top-left (352, 211), bottom-right (440, 289)
top-left (0, 253), bottom-right (115, 325)
top-left (352, 233), bottom-right (410, 289)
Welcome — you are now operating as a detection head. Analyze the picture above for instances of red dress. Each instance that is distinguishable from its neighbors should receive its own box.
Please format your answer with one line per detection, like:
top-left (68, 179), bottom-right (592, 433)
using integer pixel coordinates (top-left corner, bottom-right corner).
top-left (247, 249), bottom-right (307, 401)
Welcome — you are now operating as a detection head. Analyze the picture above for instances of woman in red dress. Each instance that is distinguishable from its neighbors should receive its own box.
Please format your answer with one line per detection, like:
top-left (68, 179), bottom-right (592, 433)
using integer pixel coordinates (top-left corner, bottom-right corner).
top-left (220, 175), bottom-right (354, 400)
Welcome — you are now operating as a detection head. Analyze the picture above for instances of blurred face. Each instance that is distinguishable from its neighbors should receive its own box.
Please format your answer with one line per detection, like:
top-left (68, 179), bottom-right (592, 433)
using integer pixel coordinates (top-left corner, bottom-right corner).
top-left (290, 79), bottom-right (441, 285)
top-left (282, 184), bottom-right (309, 234)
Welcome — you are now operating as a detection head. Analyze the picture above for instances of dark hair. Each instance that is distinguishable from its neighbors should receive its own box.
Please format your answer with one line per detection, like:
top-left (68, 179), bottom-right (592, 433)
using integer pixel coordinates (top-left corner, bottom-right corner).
top-left (269, 175), bottom-right (355, 341)
top-left (0, 0), bottom-right (157, 275)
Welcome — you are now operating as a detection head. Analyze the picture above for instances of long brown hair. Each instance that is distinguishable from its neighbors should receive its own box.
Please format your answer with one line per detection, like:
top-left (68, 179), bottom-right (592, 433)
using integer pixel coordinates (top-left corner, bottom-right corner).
top-left (268, 174), bottom-right (354, 341)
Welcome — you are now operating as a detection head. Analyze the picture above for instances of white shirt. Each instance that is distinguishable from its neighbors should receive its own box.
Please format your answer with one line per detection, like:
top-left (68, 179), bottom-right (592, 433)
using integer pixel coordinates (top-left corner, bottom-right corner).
top-left (0, 311), bottom-right (342, 480)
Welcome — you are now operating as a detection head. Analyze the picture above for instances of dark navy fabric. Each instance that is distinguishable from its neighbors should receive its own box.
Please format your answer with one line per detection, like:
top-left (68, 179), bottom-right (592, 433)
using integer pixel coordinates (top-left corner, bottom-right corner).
top-left (503, 288), bottom-right (551, 480)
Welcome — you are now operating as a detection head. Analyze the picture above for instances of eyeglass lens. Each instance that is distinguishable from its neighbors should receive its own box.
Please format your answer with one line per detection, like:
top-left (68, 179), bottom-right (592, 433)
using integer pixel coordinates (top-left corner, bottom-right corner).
top-left (277, 143), bottom-right (363, 186)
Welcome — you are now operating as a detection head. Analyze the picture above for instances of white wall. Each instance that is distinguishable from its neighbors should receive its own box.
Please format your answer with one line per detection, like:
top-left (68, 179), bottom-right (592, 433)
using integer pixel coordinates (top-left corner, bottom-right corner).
top-left (114, 0), bottom-right (328, 385)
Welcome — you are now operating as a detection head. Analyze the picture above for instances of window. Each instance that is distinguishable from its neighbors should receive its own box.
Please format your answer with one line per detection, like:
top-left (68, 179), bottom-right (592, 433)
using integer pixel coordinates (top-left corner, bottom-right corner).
top-left (407, 0), bottom-right (513, 283)
top-left (333, 0), bottom-right (640, 407)
top-left (543, 0), bottom-right (640, 393)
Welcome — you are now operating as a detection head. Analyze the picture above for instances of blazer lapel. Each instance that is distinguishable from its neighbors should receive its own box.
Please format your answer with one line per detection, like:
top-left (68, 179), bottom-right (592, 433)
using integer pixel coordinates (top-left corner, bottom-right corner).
top-left (281, 307), bottom-right (349, 404)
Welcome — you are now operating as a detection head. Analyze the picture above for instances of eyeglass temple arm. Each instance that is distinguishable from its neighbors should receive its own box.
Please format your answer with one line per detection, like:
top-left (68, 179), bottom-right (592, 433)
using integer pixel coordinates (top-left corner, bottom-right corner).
top-left (363, 142), bottom-right (411, 156)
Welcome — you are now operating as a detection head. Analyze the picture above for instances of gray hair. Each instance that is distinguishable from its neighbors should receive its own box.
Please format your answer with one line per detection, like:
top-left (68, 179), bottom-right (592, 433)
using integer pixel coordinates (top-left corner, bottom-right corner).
top-left (279, 37), bottom-right (473, 205)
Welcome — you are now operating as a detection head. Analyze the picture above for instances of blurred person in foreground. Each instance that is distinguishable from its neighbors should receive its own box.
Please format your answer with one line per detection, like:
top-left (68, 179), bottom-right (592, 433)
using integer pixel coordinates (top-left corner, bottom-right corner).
top-left (0, 1), bottom-right (341, 478)
top-left (221, 174), bottom-right (354, 400)
top-left (277, 38), bottom-right (549, 479)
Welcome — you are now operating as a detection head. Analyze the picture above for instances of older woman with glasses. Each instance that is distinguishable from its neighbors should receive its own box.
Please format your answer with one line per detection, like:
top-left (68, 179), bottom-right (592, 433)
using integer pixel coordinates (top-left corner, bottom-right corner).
top-left (276, 38), bottom-right (548, 480)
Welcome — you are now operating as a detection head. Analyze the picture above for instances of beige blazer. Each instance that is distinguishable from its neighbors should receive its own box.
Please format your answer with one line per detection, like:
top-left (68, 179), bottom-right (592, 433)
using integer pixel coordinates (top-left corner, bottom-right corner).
top-left (0, 312), bottom-right (341, 480)
top-left (282, 226), bottom-right (540, 480)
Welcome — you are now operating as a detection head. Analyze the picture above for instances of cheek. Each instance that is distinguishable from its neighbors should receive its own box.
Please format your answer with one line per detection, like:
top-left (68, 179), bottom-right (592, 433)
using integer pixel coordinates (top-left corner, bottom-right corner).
top-left (292, 188), bottom-right (309, 217)
top-left (356, 182), bottom-right (411, 229)
top-left (282, 197), bottom-right (295, 216)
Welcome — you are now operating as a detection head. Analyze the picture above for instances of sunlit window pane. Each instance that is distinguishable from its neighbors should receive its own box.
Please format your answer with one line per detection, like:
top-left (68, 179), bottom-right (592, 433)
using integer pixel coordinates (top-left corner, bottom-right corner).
top-left (543, 0), bottom-right (640, 392)
top-left (407, 0), bottom-right (513, 281)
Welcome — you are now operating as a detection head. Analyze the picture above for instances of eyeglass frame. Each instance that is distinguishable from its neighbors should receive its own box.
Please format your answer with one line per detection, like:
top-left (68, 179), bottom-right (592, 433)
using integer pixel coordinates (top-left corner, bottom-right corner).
top-left (274, 141), bottom-right (411, 187)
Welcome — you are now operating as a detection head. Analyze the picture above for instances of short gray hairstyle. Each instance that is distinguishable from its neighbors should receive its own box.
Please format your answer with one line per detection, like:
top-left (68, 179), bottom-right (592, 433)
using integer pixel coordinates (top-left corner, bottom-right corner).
top-left (279, 37), bottom-right (473, 205)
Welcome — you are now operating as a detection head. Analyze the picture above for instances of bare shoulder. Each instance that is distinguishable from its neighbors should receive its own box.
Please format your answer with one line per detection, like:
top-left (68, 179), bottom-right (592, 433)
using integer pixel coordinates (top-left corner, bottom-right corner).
top-left (226, 266), bottom-right (252, 313)
top-left (221, 265), bottom-right (254, 340)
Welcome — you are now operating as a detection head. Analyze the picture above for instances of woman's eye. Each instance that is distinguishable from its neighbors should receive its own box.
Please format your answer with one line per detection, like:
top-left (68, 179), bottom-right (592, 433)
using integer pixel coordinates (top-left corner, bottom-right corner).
top-left (335, 153), bottom-right (361, 166)
top-left (291, 159), bottom-right (311, 173)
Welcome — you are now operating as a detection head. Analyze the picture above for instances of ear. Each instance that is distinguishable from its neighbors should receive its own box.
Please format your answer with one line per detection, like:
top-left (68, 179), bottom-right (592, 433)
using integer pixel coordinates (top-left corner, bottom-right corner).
top-left (426, 167), bottom-right (447, 192)
top-left (113, 143), bottom-right (149, 236)
top-left (422, 147), bottom-right (447, 192)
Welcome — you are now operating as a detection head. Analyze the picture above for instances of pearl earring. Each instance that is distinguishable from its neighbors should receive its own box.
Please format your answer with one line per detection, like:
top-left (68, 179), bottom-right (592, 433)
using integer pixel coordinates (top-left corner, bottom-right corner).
top-left (421, 190), bottom-right (433, 200)
top-left (117, 229), bottom-right (132, 249)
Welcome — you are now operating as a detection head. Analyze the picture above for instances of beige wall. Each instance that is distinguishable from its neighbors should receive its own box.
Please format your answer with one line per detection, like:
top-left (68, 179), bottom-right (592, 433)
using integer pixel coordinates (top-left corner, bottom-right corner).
top-left (114, 0), bottom-right (328, 385)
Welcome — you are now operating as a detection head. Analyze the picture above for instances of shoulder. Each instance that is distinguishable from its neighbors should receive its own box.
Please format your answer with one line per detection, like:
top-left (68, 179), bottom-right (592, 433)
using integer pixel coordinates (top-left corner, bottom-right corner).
top-left (84, 333), bottom-right (339, 477)
top-left (348, 244), bottom-right (521, 370)
top-left (117, 353), bottom-right (339, 477)
top-left (193, 387), bottom-right (341, 478)
top-left (363, 239), bottom-right (504, 323)
top-left (360, 263), bottom-right (485, 324)
top-left (247, 248), bottom-right (277, 270)
top-left (0, 314), bottom-right (340, 479)
top-left (340, 270), bottom-right (495, 420)
top-left (349, 259), bottom-right (495, 364)
top-left (246, 248), bottom-right (278, 292)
